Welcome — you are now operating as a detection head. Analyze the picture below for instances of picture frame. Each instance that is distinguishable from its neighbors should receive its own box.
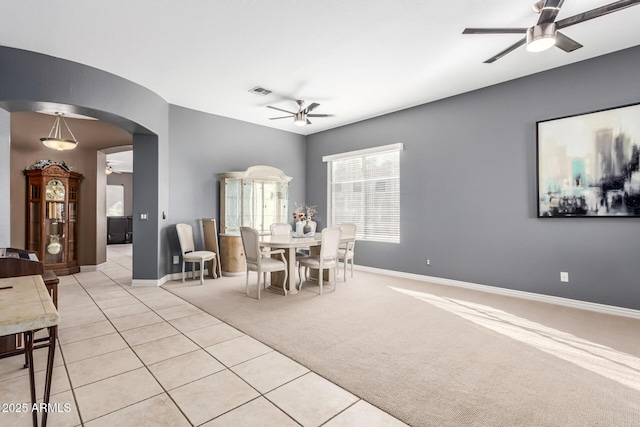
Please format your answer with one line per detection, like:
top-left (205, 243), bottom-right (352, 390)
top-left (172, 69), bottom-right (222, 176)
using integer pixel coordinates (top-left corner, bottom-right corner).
top-left (537, 102), bottom-right (640, 217)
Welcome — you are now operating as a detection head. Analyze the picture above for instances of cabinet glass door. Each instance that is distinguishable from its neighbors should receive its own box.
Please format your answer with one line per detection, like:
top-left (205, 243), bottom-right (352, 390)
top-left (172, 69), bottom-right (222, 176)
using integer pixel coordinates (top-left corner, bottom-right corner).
top-left (68, 201), bottom-right (77, 263)
top-left (224, 179), bottom-right (242, 233)
top-left (45, 201), bottom-right (65, 264)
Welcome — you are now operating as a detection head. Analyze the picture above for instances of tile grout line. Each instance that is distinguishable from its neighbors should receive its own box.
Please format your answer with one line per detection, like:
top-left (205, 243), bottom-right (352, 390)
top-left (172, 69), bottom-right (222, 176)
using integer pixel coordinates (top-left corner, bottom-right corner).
top-left (55, 247), bottom-right (387, 426)
top-left (71, 269), bottom-right (193, 426)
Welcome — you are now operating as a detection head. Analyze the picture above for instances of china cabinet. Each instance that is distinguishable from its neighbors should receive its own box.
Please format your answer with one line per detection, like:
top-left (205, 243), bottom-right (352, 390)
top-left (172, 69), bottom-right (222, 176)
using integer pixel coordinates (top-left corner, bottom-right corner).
top-left (24, 162), bottom-right (82, 275)
top-left (217, 165), bottom-right (291, 275)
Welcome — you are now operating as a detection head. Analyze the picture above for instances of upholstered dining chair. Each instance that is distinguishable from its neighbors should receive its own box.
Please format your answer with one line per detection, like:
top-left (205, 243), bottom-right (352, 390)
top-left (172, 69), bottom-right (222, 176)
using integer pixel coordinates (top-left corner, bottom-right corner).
top-left (241, 226), bottom-right (288, 299)
top-left (270, 223), bottom-right (292, 236)
top-left (336, 222), bottom-right (357, 281)
top-left (176, 223), bottom-right (217, 285)
top-left (298, 226), bottom-right (342, 294)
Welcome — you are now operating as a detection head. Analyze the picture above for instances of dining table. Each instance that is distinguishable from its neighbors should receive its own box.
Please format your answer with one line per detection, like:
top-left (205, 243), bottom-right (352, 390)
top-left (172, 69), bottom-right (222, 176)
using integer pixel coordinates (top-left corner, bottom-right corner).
top-left (259, 233), bottom-right (355, 295)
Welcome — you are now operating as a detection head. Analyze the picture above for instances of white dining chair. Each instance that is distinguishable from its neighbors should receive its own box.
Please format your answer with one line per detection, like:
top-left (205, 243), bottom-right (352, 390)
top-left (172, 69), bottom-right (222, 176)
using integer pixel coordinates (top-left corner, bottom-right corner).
top-left (336, 222), bottom-right (357, 281)
top-left (298, 226), bottom-right (341, 294)
top-left (241, 226), bottom-right (288, 299)
top-left (176, 223), bottom-right (217, 285)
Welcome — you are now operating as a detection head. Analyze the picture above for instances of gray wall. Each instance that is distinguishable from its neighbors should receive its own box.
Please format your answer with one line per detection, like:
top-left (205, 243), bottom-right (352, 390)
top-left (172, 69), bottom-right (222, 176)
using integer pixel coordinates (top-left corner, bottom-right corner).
top-left (167, 105), bottom-right (306, 272)
top-left (307, 46), bottom-right (640, 310)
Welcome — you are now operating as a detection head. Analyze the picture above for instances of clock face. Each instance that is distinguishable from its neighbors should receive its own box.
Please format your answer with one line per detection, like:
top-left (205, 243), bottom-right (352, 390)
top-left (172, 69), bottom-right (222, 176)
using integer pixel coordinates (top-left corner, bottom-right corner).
top-left (46, 179), bottom-right (65, 201)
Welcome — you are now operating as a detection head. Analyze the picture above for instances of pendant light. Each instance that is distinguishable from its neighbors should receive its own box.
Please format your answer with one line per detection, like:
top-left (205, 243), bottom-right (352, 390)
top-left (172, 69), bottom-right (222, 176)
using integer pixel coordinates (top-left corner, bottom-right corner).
top-left (40, 112), bottom-right (79, 151)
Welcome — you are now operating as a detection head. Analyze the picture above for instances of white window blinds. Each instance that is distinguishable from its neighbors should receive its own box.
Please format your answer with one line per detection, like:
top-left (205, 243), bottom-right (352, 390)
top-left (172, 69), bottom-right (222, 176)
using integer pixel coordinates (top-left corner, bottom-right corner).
top-left (324, 143), bottom-right (402, 243)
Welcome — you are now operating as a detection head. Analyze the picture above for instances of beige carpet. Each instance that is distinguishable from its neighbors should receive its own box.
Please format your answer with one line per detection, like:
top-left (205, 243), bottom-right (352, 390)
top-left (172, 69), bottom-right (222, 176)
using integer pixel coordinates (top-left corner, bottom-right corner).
top-left (163, 271), bottom-right (640, 427)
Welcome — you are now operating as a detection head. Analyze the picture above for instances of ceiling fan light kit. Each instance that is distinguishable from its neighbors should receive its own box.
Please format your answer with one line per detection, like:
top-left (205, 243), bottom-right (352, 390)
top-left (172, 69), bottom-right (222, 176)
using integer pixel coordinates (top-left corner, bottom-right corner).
top-left (294, 112), bottom-right (307, 126)
top-left (526, 23), bottom-right (556, 52)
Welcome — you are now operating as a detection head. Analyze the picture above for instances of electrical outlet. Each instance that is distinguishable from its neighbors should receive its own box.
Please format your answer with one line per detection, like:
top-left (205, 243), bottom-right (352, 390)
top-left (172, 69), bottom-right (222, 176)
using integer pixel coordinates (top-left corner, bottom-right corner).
top-left (173, 255), bottom-right (180, 265)
top-left (426, 259), bottom-right (430, 266)
top-left (560, 272), bottom-right (569, 282)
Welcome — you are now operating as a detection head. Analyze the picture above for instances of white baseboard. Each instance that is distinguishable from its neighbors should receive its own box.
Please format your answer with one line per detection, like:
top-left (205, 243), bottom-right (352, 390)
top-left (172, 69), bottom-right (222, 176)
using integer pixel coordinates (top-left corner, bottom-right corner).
top-left (354, 265), bottom-right (640, 320)
top-left (131, 270), bottom-right (213, 287)
top-left (131, 275), bottom-right (170, 287)
top-left (80, 262), bottom-right (107, 272)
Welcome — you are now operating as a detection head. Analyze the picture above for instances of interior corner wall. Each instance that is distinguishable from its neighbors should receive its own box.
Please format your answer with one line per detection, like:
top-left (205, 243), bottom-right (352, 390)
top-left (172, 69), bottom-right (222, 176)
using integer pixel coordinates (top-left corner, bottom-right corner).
top-left (167, 105), bottom-right (306, 273)
top-left (306, 45), bottom-right (640, 310)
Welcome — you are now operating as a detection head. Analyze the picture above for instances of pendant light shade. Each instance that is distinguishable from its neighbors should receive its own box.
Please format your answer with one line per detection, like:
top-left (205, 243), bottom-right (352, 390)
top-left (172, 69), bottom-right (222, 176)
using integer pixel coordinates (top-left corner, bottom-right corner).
top-left (40, 112), bottom-right (79, 151)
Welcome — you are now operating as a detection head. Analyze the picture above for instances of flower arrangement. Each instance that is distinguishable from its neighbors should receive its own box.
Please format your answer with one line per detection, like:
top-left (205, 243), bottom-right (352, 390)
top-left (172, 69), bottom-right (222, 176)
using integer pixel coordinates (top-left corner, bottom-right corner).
top-left (293, 202), bottom-right (317, 222)
top-left (293, 202), bottom-right (319, 235)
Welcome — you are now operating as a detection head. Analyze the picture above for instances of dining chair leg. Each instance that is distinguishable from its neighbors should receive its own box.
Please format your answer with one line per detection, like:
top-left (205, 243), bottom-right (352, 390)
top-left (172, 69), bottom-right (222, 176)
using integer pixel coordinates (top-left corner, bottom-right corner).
top-left (199, 261), bottom-right (205, 285)
top-left (318, 263), bottom-right (323, 295)
top-left (282, 268), bottom-right (288, 296)
top-left (181, 262), bottom-right (186, 283)
top-left (350, 258), bottom-right (354, 278)
top-left (245, 270), bottom-right (250, 296)
top-left (343, 259), bottom-right (348, 282)
top-left (257, 268), bottom-right (261, 300)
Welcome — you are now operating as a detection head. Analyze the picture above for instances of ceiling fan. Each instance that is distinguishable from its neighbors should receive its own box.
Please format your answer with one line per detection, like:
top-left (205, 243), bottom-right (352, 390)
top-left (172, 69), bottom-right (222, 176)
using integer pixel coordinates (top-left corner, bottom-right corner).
top-left (267, 100), bottom-right (334, 126)
top-left (105, 163), bottom-right (121, 175)
top-left (463, 0), bottom-right (640, 63)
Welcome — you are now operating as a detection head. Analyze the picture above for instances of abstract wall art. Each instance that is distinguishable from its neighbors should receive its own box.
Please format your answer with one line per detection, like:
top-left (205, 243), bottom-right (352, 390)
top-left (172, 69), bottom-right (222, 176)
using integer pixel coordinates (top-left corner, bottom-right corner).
top-left (537, 103), bottom-right (640, 217)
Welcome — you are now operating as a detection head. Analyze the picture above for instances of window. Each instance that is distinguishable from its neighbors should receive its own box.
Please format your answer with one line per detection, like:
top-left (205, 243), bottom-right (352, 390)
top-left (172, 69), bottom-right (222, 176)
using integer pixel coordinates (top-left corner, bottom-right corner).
top-left (324, 143), bottom-right (403, 243)
top-left (106, 184), bottom-right (124, 217)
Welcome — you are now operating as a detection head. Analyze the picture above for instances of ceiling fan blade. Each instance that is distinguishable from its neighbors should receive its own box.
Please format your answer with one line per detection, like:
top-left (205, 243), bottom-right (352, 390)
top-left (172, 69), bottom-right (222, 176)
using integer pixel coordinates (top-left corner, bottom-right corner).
top-left (556, 0), bottom-right (640, 29)
top-left (463, 28), bottom-right (527, 34)
top-left (266, 105), bottom-right (296, 115)
top-left (483, 37), bottom-right (526, 63)
top-left (537, 0), bottom-right (565, 25)
top-left (305, 103), bottom-right (320, 112)
top-left (307, 114), bottom-right (334, 118)
top-left (554, 31), bottom-right (583, 52)
top-left (268, 116), bottom-right (292, 120)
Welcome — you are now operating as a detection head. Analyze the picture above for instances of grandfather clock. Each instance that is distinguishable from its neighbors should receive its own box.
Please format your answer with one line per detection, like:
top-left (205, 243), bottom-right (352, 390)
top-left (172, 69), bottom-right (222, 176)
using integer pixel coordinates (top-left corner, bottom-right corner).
top-left (24, 162), bottom-right (82, 275)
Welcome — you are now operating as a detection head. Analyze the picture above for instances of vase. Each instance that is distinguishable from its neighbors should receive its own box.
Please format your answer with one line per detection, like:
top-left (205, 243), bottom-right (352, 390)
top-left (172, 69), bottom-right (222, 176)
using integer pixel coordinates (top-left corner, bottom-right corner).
top-left (295, 220), bottom-right (306, 235)
top-left (304, 219), bottom-right (317, 235)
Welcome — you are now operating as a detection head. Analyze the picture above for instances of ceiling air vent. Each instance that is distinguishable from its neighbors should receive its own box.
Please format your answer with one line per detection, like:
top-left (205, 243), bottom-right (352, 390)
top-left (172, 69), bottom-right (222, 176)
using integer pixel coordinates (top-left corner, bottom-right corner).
top-left (248, 86), bottom-right (272, 96)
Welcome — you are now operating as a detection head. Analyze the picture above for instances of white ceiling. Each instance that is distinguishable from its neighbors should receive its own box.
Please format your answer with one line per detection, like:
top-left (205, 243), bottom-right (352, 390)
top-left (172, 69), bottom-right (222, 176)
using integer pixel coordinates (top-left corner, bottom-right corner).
top-left (2, 1), bottom-right (640, 136)
top-left (106, 151), bottom-right (133, 174)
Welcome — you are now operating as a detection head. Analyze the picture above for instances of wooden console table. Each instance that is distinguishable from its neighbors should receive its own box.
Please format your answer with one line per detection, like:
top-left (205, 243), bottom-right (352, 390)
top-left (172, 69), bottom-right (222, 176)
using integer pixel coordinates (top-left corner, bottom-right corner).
top-left (0, 275), bottom-right (60, 427)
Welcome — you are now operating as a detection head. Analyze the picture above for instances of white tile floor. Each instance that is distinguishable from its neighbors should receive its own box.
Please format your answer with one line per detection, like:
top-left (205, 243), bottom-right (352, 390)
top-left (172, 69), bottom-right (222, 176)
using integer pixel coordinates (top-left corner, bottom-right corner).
top-left (0, 245), bottom-right (407, 427)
